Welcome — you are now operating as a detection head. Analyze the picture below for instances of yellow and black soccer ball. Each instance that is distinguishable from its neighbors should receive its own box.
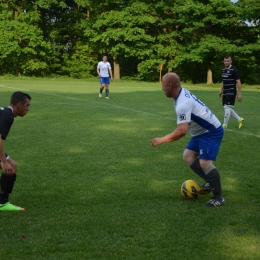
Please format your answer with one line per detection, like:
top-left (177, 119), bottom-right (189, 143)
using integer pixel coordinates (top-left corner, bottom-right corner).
top-left (181, 180), bottom-right (201, 199)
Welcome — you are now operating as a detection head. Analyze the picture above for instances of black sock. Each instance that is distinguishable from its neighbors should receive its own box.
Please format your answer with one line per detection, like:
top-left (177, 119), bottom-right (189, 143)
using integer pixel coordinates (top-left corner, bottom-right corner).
top-left (0, 173), bottom-right (16, 204)
top-left (0, 191), bottom-right (9, 204)
top-left (204, 167), bottom-right (222, 200)
top-left (100, 87), bottom-right (104, 94)
top-left (106, 88), bottom-right (109, 97)
top-left (189, 158), bottom-right (206, 180)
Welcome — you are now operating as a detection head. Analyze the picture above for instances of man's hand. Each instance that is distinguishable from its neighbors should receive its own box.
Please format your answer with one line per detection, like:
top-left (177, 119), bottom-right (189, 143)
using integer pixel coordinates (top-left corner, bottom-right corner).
top-left (151, 138), bottom-right (162, 147)
top-left (1, 161), bottom-right (14, 176)
top-left (237, 94), bottom-right (242, 102)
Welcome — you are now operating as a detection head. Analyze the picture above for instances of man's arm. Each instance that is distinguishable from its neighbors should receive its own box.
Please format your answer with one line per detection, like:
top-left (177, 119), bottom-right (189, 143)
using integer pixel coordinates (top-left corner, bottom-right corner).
top-left (109, 68), bottom-right (113, 79)
top-left (0, 135), bottom-right (6, 163)
top-left (97, 67), bottom-right (100, 77)
top-left (0, 134), bottom-right (13, 175)
top-left (236, 79), bottom-right (242, 101)
top-left (219, 84), bottom-right (223, 98)
top-left (151, 123), bottom-right (188, 147)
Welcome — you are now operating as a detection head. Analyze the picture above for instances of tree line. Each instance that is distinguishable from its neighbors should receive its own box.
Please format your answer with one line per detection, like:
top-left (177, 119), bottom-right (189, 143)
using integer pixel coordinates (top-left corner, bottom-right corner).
top-left (0, 0), bottom-right (259, 84)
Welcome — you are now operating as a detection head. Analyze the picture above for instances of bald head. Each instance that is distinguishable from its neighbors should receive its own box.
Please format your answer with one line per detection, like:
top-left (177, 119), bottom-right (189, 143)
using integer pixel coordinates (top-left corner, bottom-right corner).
top-left (163, 73), bottom-right (181, 87)
top-left (162, 72), bottom-right (181, 98)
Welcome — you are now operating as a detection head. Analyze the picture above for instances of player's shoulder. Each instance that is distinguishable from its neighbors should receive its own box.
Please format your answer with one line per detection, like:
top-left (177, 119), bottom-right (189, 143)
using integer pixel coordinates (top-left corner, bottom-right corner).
top-left (230, 65), bottom-right (238, 71)
top-left (0, 106), bottom-right (13, 118)
top-left (176, 89), bottom-right (192, 107)
top-left (179, 88), bottom-right (194, 100)
top-left (0, 106), bottom-right (10, 112)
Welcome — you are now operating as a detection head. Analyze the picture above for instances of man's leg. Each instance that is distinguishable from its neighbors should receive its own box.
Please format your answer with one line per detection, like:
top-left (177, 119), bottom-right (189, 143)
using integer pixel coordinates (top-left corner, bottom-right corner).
top-left (228, 107), bottom-right (244, 128)
top-left (0, 158), bottom-right (24, 211)
top-left (0, 173), bottom-right (16, 204)
top-left (223, 105), bottom-right (231, 127)
top-left (200, 159), bottom-right (225, 207)
top-left (99, 84), bottom-right (105, 97)
top-left (105, 86), bottom-right (109, 98)
top-left (184, 149), bottom-right (211, 195)
top-left (184, 149), bottom-right (206, 180)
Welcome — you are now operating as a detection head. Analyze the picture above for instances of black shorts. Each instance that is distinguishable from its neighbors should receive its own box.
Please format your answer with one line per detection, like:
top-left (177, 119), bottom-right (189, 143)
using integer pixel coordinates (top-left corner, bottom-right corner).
top-left (222, 91), bottom-right (236, 106)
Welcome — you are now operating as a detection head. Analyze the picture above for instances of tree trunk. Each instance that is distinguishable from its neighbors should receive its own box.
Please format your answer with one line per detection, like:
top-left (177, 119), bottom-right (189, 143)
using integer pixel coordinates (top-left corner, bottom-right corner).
top-left (113, 59), bottom-right (120, 79)
top-left (207, 65), bottom-right (213, 84)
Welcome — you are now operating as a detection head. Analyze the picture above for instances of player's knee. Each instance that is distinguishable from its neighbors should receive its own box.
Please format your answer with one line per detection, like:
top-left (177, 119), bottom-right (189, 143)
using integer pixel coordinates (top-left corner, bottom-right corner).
top-left (183, 153), bottom-right (193, 165)
top-left (199, 160), bottom-right (213, 171)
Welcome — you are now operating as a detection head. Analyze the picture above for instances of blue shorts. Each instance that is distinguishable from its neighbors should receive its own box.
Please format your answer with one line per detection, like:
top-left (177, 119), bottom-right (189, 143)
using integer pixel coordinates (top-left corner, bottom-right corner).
top-left (100, 77), bottom-right (110, 85)
top-left (186, 126), bottom-right (224, 161)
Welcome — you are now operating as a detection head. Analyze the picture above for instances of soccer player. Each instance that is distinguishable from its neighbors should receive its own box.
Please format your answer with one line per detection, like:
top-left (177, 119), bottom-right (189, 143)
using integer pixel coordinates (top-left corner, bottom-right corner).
top-left (219, 56), bottom-right (244, 129)
top-left (0, 91), bottom-right (31, 211)
top-left (151, 73), bottom-right (225, 207)
top-left (97, 55), bottom-right (113, 99)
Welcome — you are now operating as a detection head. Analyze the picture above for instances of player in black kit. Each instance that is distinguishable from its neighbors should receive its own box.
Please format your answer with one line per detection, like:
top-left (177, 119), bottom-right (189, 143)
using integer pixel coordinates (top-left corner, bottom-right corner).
top-left (0, 91), bottom-right (31, 211)
top-left (219, 56), bottom-right (244, 129)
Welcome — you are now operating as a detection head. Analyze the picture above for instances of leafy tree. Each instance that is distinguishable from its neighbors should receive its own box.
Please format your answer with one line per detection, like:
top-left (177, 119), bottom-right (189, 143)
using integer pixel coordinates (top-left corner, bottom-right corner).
top-left (0, 0), bottom-right (259, 83)
top-left (62, 42), bottom-right (96, 78)
top-left (0, 0), bottom-right (51, 75)
top-left (84, 2), bottom-right (159, 80)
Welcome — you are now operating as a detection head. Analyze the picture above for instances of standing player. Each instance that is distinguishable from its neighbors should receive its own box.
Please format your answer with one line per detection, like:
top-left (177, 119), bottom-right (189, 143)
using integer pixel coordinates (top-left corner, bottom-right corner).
top-left (0, 91), bottom-right (31, 211)
top-left (219, 56), bottom-right (244, 129)
top-left (97, 55), bottom-right (113, 99)
top-left (151, 73), bottom-right (225, 207)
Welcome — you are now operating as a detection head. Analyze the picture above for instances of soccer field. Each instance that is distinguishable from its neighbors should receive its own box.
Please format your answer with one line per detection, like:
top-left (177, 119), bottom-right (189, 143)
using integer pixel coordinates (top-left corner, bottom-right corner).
top-left (0, 78), bottom-right (260, 260)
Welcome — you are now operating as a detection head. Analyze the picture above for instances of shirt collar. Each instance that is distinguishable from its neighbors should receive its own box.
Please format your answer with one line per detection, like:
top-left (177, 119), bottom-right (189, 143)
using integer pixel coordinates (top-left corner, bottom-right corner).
top-left (8, 106), bottom-right (13, 112)
top-left (174, 87), bottom-right (182, 101)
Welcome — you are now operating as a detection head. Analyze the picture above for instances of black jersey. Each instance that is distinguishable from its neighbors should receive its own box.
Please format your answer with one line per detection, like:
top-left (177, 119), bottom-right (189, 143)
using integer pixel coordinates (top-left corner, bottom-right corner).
top-left (0, 107), bottom-right (14, 140)
top-left (222, 65), bottom-right (240, 95)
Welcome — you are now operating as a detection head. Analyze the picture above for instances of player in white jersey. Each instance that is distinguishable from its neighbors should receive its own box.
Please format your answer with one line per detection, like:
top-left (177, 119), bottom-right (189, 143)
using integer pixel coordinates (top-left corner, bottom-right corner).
top-left (97, 55), bottom-right (113, 99)
top-left (151, 73), bottom-right (225, 207)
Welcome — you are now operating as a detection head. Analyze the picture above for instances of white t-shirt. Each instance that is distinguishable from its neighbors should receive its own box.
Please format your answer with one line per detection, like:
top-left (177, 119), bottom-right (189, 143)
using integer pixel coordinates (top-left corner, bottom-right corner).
top-left (97, 61), bottom-right (111, 77)
top-left (174, 88), bottom-right (221, 136)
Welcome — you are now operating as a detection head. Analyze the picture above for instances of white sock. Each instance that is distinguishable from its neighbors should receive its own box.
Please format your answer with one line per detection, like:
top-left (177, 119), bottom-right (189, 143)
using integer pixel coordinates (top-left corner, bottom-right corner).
top-left (223, 106), bottom-right (231, 125)
top-left (230, 108), bottom-right (240, 121)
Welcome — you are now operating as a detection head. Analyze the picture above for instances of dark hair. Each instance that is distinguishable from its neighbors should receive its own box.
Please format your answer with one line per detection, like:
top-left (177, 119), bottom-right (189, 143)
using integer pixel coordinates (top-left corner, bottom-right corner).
top-left (10, 91), bottom-right (31, 105)
top-left (224, 55), bottom-right (232, 59)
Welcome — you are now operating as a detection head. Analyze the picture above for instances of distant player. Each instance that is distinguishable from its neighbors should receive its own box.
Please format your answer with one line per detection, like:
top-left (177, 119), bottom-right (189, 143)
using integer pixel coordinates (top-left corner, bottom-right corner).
top-left (97, 55), bottom-right (113, 99)
top-left (0, 91), bottom-right (31, 211)
top-left (151, 73), bottom-right (225, 207)
top-left (219, 56), bottom-right (244, 129)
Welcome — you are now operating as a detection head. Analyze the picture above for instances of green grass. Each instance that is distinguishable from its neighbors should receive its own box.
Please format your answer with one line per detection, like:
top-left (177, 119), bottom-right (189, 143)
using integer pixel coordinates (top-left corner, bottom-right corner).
top-left (0, 78), bottom-right (260, 260)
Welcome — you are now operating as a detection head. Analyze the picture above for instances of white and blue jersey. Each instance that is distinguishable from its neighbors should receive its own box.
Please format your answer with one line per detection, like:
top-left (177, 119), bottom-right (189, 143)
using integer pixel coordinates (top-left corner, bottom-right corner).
top-left (174, 88), bottom-right (221, 136)
top-left (174, 88), bottom-right (223, 160)
top-left (97, 61), bottom-right (111, 77)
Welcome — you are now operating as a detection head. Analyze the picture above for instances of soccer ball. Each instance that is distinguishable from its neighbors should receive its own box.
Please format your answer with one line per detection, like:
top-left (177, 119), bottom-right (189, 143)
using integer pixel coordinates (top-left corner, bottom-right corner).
top-left (181, 180), bottom-right (201, 199)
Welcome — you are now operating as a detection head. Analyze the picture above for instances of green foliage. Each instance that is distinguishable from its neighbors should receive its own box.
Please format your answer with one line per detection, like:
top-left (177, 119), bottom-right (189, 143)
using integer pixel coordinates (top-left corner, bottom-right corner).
top-left (0, 8), bottom-right (51, 75)
top-left (61, 43), bottom-right (96, 78)
top-left (0, 0), bottom-right (259, 83)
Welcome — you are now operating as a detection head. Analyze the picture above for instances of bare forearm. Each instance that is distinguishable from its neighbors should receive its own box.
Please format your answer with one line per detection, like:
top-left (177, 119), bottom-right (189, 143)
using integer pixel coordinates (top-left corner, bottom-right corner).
top-left (151, 128), bottom-right (186, 147)
top-left (0, 138), bottom-right (6, 163)
top-left (161, 129), bottom-right (185, 143)
top-left (237, 82), bottom-right (242, 95)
